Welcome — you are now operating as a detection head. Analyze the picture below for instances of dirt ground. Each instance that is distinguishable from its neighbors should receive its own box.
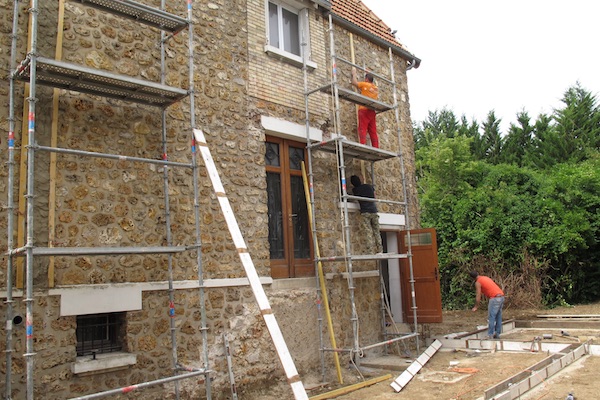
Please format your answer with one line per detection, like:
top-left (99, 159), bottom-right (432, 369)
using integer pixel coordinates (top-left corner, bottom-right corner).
top-left (300, 302), bottom-right (600, 400)
top-left (306, 352), bottom-right (600, 400)
top-left (242, 302), bottom-right (600, 399)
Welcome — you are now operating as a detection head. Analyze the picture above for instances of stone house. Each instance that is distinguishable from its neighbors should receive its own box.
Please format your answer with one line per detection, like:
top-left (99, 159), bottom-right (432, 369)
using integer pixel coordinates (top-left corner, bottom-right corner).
top-left (0, 0), bottom-right (423, 398)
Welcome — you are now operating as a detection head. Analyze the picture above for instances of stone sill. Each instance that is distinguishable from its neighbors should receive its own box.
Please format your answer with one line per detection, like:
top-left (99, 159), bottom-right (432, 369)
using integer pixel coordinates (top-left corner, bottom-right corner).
top-left (72, 352), bottom-right (137, 376)
top-left (264, 45), bottom-right (317, 70)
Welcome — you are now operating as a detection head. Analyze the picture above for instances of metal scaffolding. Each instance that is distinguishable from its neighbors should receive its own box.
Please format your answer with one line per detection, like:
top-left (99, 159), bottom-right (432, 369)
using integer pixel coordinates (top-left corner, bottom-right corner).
top-left (5, 0), bottom-right (211, 398)
top-left (302, 13), bottom-right (420, 379)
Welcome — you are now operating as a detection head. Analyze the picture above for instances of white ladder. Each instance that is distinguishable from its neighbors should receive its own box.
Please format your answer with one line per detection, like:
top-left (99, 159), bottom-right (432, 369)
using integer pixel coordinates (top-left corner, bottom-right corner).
top-left (194, 129), bottom-right (308, 400)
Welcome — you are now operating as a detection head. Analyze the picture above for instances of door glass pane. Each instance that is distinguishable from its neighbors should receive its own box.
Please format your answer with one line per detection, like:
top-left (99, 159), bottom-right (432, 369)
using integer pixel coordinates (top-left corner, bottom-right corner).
top-left (289, 146), bottom-right (304, 170)
top-left (282, 8), bottom-right (300, 56)
top-left (268, 2), bottom-right (280, 49)
top-left (290, 175), bottom-right (310, 258)
top-left (265, 141), bottom-right (280, 167)
top-left (418, 232), bottom-right (432, 245)
top-left (267, 172), bottom-right (284, 259)
top-left (404, 232), bottom-right (433, 246)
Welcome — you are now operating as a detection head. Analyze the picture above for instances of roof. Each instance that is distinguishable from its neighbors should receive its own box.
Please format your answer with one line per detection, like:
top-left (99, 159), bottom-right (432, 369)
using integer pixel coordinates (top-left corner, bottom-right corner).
top-left (331, 0), bottom-right (405, 51)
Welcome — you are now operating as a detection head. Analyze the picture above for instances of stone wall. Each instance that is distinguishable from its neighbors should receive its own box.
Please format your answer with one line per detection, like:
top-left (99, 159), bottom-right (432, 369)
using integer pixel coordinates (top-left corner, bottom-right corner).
top-left (0, 0), bottom-right (420, 398)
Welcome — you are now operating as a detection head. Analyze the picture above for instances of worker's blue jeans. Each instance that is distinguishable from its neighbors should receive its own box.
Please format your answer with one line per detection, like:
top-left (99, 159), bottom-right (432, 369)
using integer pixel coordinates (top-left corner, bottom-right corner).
top-left (488, 296), bottom-right (505, 338)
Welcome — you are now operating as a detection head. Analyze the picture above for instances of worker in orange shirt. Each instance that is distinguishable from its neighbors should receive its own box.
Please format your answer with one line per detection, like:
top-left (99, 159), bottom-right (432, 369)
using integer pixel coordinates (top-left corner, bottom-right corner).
top-left (351, 67), bottom-right (379, 148)
top-left (470, 271), bottom-right (505, 339)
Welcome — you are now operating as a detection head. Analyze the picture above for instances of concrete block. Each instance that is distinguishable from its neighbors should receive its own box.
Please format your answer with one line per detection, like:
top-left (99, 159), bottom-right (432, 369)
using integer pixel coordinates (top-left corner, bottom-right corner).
top-left (574, 344), bottom-right (586, 358)
top-left (390, 381), bottom-right (402, 392)
top-left (435, 338), bottom-right (463, 349)
top-left (561, 352), bottom-right (574, 366)
top-left (546, 360), bottom-right (561, 376)
top-left (514, 378), bottom-right (530, 395)
top-left (390, 370), bottom-right (412, 392)
top-left (415, 351), bottom-right (430, 366)
top-left (494, 390), bottom-right (512, 400)
top-left (423, 345), bottom-right (438, 357)
top-left (529, 368), bottom-right (547, 387)
top-left (509, 383), bottom-right (521, 398)
top-left (406, 361), bottom-right (421, 376)
top-left (430, 339), bottom-right (442, 350)
top-left (589, 344), bottom-right (600, 356)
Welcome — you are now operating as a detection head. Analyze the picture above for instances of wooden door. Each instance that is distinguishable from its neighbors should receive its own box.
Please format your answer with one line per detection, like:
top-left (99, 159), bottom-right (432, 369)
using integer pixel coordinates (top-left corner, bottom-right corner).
top-left (400, 228), bottom-right (442, 323)
top-left (265, 136), bottom-right (314, 278)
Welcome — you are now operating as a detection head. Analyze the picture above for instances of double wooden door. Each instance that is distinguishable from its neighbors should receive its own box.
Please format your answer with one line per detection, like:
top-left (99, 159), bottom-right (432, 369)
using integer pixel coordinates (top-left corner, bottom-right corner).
top-left (265, 136), bottom-right (313, 278)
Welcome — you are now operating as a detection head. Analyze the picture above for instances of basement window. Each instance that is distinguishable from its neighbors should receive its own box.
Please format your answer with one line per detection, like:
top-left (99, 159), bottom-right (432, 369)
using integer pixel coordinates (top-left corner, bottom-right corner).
top-left (76, 313), bottom-right (124, 357)
top-left (265, 0), bottom-right (316, 69)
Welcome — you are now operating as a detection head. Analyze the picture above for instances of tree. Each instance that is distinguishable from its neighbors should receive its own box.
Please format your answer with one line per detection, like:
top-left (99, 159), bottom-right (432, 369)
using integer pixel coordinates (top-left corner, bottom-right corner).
top-left (552, 83), bottom-right (600, 163)
top-left (480, 111), bottom-right (503, 164)
top-left (501, 110), bottom-right (534, 167)
top-left (457, 116), bottom-right (484, 160)
top-left (414, 108), bottom-right (461, 153)
top-left (413, 84), bottom-right (600, 308)
top-left (528, 113), bottom-right (556, 169)
top-left (422, 108), bottom-right (460, 138)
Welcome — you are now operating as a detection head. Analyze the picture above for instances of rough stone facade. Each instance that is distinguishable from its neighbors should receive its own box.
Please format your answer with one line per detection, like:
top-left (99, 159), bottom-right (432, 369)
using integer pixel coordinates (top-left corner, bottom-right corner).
top-left (0, 0), bottom-right (420, 399)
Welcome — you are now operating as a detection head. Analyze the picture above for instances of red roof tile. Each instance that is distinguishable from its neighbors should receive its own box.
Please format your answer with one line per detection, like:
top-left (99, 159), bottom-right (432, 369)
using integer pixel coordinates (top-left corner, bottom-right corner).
top-left (331, 0), bottom-right (406, 50)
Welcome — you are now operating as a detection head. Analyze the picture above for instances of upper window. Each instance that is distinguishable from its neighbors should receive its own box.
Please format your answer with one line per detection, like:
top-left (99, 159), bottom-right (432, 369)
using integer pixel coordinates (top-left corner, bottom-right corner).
top-left (268, 1), bottom-right (300, 56)
top-left (265, 1), bottom-right (315, 69)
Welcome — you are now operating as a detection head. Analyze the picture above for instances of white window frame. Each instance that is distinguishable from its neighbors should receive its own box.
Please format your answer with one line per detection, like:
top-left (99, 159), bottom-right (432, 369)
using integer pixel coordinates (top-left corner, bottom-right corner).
top-left (265, 0), bottom-right (316, 69)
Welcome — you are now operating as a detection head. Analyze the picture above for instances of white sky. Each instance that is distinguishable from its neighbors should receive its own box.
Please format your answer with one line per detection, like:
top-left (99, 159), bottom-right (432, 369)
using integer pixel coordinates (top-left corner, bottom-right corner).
top-left (361, 0), bottom-right (600, 132)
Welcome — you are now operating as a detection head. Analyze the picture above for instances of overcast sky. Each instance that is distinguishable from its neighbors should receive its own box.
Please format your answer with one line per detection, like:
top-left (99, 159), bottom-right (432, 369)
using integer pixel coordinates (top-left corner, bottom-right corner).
top-left (361, 0), bottom-right (600, 132)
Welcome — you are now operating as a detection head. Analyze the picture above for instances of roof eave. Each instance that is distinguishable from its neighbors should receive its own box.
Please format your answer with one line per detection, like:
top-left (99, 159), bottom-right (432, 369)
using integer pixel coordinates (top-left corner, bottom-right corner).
top-left (312, 0), bottom-right (331, 9)
top-left (328, 13), bottom-right (421, 69)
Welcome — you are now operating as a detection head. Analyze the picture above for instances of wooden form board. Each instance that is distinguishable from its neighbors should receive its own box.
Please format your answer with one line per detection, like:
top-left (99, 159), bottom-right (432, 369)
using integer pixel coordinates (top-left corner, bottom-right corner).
top-left (308, 374), bottom-right (391, 400)
top-left (193, 129), bottom-right (308, 400)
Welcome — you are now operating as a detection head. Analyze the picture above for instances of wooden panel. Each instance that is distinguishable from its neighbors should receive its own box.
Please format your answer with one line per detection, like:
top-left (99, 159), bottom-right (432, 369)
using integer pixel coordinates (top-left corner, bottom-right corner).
top-left (400, 228), bottom-right (442, 323)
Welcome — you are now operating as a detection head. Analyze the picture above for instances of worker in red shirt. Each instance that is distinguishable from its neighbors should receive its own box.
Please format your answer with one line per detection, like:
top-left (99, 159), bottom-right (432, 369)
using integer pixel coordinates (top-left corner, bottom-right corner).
top-left (351, 67), bottom-right (379, 148)
top-left (470, 270), bottom-right (505, 339)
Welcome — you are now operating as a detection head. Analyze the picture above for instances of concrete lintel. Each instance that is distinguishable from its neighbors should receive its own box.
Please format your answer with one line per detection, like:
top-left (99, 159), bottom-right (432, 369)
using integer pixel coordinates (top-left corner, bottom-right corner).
top-left (49, 278), bottom-right (274, 316)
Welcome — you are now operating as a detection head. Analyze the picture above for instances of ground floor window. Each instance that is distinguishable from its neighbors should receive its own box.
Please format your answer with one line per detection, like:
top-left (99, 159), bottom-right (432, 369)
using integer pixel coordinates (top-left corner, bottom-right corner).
top-left (76, 312), bottom-right (125, 357)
